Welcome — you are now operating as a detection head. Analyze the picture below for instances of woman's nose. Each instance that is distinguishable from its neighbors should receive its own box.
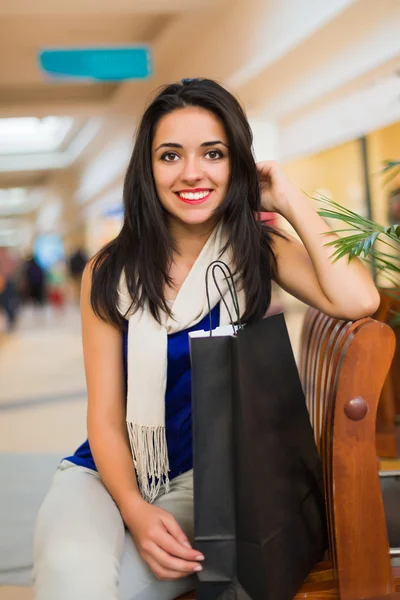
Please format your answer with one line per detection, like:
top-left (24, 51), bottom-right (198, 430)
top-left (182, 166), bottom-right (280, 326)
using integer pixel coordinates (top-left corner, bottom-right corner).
top-left (181, 157), bottom-right (203, 183)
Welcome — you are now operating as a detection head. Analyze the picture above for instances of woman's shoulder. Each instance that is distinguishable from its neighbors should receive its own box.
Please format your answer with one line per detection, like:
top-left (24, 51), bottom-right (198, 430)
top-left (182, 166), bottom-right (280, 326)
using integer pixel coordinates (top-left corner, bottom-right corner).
top-left (81, 257), bottom-right (96, 291)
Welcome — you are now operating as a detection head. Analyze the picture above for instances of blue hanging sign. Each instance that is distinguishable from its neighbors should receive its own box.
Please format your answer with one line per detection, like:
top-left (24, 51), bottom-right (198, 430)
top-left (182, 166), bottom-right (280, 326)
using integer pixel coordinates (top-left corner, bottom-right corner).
top-left (38, 46), bottom-right (152, 82)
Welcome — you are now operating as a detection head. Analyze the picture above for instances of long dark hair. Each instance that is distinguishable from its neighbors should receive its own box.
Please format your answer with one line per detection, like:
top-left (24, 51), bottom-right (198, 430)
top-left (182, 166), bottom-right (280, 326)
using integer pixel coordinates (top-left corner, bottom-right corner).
top-left (91, 78), bottom-right (279, 327)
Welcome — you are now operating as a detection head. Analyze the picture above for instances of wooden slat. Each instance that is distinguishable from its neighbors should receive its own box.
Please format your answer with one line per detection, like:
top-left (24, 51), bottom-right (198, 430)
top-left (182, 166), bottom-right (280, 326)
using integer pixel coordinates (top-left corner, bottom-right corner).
top-left (303, 561), bottom-right (334, 583)
top-left (380, 459), bottom-right (400, 472)
top-left (294, 581), bottom-right (338, 599)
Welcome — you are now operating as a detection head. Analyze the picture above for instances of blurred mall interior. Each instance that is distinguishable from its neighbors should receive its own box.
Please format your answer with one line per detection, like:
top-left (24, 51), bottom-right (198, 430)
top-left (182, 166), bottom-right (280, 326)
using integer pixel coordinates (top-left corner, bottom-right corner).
top-left (1, 0), bottom-right (400, 598)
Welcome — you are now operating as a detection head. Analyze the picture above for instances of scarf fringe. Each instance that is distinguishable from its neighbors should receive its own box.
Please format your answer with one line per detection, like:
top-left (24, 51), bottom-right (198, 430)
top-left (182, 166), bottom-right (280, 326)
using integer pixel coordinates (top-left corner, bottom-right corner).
top-left (127, 422), bottom-right (170, 504)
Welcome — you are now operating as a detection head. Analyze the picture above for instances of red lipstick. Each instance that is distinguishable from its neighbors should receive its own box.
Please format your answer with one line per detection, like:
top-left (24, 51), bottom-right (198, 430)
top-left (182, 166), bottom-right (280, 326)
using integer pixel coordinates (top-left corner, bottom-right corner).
top-left (175, 189), bottom-right (213, 205)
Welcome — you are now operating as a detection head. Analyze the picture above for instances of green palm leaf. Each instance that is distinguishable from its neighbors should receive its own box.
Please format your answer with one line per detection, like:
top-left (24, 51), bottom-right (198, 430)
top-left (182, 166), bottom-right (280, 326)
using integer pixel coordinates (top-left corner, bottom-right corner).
top-left (314, 159), bottom-right (400, 318)
top-left (380, 160), bottom-right (400, 185)
top-left (315, 196), bottom-right (400, 287)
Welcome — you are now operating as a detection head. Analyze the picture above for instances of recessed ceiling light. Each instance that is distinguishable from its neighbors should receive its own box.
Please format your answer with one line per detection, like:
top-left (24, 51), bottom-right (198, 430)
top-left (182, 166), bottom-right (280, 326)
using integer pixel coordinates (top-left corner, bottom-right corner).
top-left (0, 117), bottom-right (73, 155)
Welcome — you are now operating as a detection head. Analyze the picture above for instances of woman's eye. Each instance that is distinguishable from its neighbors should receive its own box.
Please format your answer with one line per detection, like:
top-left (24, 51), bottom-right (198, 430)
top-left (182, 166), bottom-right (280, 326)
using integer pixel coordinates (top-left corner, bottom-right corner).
top-left (161, 152), bottom-right (179, 162)
top-left (206, 150), bottom-right (223, 160)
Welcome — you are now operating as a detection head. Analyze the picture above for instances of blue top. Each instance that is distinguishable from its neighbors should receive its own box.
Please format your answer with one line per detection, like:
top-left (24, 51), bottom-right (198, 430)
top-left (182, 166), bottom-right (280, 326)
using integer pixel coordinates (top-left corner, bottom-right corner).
top-left (64, 303), bottom-right (220, 480)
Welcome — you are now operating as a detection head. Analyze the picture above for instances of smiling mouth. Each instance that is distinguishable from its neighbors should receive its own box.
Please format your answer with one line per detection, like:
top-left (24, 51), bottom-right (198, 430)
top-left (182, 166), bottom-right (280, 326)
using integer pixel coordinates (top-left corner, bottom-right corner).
top-left (175, 190), bottom-right (213, 205)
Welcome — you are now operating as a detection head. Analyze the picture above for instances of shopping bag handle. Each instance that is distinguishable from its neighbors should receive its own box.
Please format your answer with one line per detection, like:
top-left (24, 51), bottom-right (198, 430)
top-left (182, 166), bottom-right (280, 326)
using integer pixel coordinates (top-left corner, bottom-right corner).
top-left (205, 260), bottom-right (243, 336)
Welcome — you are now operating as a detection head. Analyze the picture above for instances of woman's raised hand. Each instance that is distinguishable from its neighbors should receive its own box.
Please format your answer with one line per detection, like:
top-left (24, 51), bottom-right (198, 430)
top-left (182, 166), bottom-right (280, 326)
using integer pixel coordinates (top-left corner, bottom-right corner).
top-left (256, 160), bottom-right (295, 216)
top-left (124, 499), bottom-right (204, 580)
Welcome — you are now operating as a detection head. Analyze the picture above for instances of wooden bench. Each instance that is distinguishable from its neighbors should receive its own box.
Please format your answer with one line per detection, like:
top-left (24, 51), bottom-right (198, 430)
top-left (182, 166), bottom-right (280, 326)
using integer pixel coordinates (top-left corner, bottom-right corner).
top-left (177, 308), bottom-right (400, 600)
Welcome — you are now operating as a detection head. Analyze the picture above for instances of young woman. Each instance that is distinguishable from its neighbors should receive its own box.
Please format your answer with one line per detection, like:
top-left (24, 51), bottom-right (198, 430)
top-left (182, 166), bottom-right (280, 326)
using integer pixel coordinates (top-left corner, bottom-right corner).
top-left (33, 78), bottom-right (379, 600)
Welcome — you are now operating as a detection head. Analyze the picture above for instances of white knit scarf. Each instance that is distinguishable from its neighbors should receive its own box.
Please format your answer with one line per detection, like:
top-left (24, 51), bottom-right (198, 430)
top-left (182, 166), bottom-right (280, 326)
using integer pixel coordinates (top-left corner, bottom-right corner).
top-left (117, 223), bottom-right (245, 503)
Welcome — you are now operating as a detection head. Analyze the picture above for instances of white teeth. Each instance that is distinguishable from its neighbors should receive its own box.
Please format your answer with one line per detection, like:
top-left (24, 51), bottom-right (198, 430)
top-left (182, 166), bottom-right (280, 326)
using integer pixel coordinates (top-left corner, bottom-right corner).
top-left (177, 190), bottom-right (211, 200)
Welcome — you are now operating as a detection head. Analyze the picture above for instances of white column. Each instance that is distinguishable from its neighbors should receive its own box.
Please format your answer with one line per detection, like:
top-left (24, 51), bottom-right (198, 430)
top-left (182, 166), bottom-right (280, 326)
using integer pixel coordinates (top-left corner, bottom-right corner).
top-left (248, 119), bottom-right (280, 163)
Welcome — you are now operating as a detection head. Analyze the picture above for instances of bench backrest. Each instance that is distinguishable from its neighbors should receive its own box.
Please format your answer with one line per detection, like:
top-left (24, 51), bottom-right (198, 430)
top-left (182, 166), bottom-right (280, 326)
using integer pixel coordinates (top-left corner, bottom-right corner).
top-left (299, 308), bottom-right (396, 600)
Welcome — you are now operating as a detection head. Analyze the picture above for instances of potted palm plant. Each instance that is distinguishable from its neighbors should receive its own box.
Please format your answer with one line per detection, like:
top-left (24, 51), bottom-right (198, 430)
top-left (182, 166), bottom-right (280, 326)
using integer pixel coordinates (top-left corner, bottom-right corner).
top-left (317, 160), bottom-right (400, 324)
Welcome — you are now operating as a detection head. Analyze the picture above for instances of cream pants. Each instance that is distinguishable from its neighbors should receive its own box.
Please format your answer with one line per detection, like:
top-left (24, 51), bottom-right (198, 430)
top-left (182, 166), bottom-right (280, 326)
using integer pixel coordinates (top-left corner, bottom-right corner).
top-left (33, 460), bottom-right (196, 600)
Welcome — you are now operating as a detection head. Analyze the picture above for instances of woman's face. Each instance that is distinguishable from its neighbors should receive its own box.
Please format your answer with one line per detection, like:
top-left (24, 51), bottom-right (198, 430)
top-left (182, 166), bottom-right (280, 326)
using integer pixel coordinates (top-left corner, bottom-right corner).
top-left (152, 106), bottom-right (230, 229)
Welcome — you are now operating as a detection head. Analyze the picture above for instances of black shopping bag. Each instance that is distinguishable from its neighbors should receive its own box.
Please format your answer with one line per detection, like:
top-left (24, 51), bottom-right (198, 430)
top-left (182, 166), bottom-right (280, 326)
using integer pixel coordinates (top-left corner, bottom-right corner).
top-left (189, 262), bottom-right (327, 600)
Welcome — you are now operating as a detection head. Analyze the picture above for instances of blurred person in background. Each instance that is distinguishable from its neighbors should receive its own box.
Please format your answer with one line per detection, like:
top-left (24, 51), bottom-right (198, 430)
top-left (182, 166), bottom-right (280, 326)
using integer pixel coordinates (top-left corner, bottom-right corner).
top-left (68, 246), bottom-right (88, 303)
top-left (33, 78), bottom-right (379, 600)
top-left (0, 246), bottom-right (19, 331)
top-left (47, 259), bottom-right (67, 313)
top-left (21, 253), bottom-right (46, 308)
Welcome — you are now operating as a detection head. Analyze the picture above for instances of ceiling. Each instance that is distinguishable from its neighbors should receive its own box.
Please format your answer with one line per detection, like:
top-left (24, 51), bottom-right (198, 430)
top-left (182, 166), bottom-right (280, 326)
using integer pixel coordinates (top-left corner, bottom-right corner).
top-left (0, 0), bottom-right (399, 245)
top-left (0, 12), bottom-right (170, 116)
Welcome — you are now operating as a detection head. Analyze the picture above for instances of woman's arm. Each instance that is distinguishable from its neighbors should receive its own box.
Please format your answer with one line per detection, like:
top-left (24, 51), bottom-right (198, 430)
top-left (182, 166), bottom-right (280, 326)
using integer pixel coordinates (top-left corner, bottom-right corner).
top-left (81, 262), bottom-right (143, 517)
top-left (258, 161), bottom-right (380, 321)
top-left (271, 191), bottom-right (380, 320)
top-left (81, 262), bottom-right (203, 579)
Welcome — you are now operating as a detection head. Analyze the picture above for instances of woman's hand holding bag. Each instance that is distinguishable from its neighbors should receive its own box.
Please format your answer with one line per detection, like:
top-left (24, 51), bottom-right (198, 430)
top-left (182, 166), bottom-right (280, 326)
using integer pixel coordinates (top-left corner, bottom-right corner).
top-left (124, 500), bottom-right (204, 580)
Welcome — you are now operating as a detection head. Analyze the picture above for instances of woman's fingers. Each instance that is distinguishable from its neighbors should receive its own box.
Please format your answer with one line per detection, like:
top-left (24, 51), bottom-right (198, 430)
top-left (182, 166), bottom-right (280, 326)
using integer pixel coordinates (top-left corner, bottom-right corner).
top-left (160, 514), bottom-right (192, 547)
top-left (153, 527), bottom-right (204, 563)
top-left (145, 540), bottom-right (202, 575)
top-left (127, 505), bottom-right (205, 581)
top-left (141, 518), bottom-right (204, 581)
top-left (145, 555), bottom-right (190, 581)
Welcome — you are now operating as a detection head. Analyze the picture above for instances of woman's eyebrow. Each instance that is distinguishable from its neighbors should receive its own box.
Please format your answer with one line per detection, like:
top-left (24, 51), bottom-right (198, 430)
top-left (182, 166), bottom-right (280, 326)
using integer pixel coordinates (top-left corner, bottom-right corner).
top-left (155, 142), bottom-right (183, 152)
top-left (154, 140), bottom-right (228, 152)
top-left (200, 140), bottom-right (229, 148)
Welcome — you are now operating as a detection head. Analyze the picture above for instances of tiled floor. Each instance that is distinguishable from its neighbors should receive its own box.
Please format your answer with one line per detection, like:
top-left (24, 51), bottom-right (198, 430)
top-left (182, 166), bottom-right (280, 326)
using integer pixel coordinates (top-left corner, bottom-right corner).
top-left (0, 297), bottom-right (307, 600)
top-left (0, 305), bottom-right (87, 454)
top-left (0, 305), bottom-right (88, 600)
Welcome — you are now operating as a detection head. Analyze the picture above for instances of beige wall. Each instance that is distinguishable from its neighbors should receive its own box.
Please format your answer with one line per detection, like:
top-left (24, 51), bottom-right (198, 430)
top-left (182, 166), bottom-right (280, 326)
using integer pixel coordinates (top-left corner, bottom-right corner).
top-left (281, 121), bottom-right (400, 289)
top-left (367, 121), bottom-right (400, 226)
top-left (283, 139), bottom-right (365, 214)
top-left (283, 120), bottom-right (400, 225)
